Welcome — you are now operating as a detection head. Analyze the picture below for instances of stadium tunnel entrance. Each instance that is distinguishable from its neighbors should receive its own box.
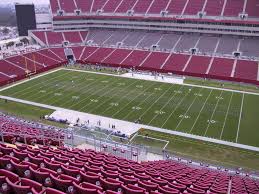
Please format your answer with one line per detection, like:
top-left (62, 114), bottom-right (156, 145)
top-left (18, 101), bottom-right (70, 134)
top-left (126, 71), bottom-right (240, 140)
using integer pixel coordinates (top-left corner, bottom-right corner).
top-left (64, 47), bottom-right (75, 64)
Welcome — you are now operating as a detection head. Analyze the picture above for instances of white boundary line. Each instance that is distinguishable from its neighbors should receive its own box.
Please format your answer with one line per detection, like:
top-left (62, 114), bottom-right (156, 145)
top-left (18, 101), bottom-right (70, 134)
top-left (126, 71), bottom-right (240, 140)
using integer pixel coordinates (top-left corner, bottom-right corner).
top-left (175, 87), bottom-right (204, 130)
top-left (189, 89), bottom-right (213, 133)
top-left (2, 67), bottom-right (259, 96)
top-left (62, 68), bottom-right (259, 96)
top-left (0, 95), bottom-right (258, 152)
top-left (236, 93), bottom-right (245, 143)
top-left (0, 68), bottom-right (259, 152)
top-left (204, 90), bottom-right (224, 136)
top-left (147, 85), bottom-right (183, 125)
top-left (220, 92), bottom-right (234, 139)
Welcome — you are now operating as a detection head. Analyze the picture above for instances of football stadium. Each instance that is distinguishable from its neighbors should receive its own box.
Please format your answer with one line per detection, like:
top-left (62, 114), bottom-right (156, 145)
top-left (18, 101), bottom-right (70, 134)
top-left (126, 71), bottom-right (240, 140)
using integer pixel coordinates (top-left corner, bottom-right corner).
top-left (0, 0), bottom-right (259, 193)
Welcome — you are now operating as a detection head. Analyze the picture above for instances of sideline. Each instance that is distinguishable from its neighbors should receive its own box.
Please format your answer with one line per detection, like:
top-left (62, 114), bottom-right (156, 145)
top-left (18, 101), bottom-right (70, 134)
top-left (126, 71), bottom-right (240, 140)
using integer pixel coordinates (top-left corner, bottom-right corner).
top-left (1, 67), bottom-right (259, 96)
top-left (0, 95), bottom-right (258, 152)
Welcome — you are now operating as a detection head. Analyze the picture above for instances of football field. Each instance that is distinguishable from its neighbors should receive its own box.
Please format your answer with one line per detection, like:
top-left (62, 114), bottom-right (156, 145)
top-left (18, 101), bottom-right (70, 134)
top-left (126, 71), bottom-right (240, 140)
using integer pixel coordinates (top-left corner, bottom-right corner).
top-left (1, 68), bottom-right (259, 148)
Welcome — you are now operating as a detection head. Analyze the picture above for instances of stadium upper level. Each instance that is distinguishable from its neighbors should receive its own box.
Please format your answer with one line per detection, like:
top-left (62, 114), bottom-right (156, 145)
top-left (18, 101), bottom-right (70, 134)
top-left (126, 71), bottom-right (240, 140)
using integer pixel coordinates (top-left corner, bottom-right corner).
top-left (49, 0), bottom-right (259, 36)
top-left (50, 0), bottom-right (259, 19)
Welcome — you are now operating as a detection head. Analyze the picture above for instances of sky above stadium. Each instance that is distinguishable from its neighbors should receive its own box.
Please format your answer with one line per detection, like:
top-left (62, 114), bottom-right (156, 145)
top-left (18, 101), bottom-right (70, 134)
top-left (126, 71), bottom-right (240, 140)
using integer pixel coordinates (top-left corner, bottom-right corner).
top-left (0, 0), bottom-right (48, 4)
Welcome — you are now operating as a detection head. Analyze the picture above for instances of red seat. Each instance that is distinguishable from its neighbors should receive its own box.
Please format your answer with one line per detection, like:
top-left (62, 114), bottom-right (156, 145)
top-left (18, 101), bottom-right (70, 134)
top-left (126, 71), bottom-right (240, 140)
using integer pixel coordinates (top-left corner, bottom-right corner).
top-left (138, 180), bottom-right (158, 192)
top-left (80, 171), bottom-right (102, 185)
top-left (50, 173), bottom-right (77, 193)
top-left (0, 169), bottom-right (19, 193)
top-left (73, 182), bottom-right (103, 194)
top-left (10, 160), bottom-right (32, 178)
top-left (30, 167), bottom-right (57, 187)
top-left (121, 184), bottom-right (146, 194)
top-left (100, 177), bottom-right (122, 191)
top-left (6, 177), bottom-right (43, 194)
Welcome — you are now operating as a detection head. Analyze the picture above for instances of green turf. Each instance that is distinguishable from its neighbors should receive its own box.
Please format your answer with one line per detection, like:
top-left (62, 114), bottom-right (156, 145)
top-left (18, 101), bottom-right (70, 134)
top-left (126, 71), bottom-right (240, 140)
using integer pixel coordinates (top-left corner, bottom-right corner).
top-left (185, 77), bottom-right (259, 93)
top-left (1, 68), bottom-right (259, 148)
top-left (0, 99), bottom-right (65, 128)
top-left (132, 129), bottom-right (259, 170)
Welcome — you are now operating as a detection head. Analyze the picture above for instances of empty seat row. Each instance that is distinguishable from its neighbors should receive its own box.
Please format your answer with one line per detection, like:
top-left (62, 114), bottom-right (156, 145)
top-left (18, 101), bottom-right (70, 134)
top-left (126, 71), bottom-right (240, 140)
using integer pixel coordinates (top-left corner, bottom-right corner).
top-left (0, 141), bottom-right (258, 194)
top-left (50, 0), bottom-right (259, 18)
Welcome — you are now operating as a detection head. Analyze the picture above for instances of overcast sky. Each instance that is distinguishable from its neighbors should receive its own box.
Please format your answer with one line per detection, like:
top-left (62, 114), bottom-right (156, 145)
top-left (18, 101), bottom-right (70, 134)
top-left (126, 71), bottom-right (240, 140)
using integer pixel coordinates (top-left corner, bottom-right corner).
top-left (0, 0), bottom-right (49, 4)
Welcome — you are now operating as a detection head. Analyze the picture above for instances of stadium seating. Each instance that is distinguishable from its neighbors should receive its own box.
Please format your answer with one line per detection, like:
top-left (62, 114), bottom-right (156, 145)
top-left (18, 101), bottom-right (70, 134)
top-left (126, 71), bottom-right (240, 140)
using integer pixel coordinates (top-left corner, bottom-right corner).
top-left (147, 0), bottom-right (169, 15)
top-left (121, 50), bottom-right (150, 67)
top-left (0, 115), bottom-right (64, 146)
top-left (245, 0), bottom-right (259, 18)
top-left (115, 0), bottom-right (138, 13)
top-left (31, 30), bottom-right (88, 46)
top-left (48, 0), bottom-right (259, 21)
top-left (0, 137), bottom-right (259, 194)
top-left (63, 31), bottom-right (84, 44)
top-left (204, 0), bottom-right (225, 16)
top-left (167, 0), bottom-right (187, 15)
top-left (234, 60), bottom-right (258, 82)
top-left (75, 0), bottom-right (92, 13)
top-left (184, 0), bottom-right (205, 15)
top-left (162, 54), bottom-right (191, 72)
top-left (0, 48), bottom-right (66, 86)
top-left (208, 58), bottom-right (235, 78)
top-left (223, 0), bottom-right (244, 17)
top-left (59, 0), bottom-right (77, 13)
top-left (50, 0), bottom-right (60, 14)
top-left (184, 56), bottom-right (211, 75)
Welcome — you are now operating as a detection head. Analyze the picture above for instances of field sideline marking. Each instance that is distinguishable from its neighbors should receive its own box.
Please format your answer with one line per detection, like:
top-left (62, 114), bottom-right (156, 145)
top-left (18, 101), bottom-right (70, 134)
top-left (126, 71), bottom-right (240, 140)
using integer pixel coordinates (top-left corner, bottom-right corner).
top-left (236, 93), bottom-right (245, 143)
top-left (220, 92), bottom-right (234, 140)
top-left (204, 90), bottom-right (224, 136)
top-left (61, 68), bottom-right (259, 96)
top-left (26, 70), bottom-right (89, 103)
top-left (0, 68), bottom-right (62, 92)
top-left (175, 87), bottom-right (203, 130)
top-left (0, 69), bottom-right (72, 97)
top-left (189, 89), bottom-right (213, 133)
top-left (0, 94), bottom-right (259, 152)
top-left (2, 67), bottom-right (259, 97)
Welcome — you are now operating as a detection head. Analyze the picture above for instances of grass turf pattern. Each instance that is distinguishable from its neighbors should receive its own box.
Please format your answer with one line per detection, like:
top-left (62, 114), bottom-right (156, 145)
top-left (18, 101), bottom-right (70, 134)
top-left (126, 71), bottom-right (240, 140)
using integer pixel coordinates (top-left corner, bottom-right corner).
top-left (1, 69), bottom-right (259, 147)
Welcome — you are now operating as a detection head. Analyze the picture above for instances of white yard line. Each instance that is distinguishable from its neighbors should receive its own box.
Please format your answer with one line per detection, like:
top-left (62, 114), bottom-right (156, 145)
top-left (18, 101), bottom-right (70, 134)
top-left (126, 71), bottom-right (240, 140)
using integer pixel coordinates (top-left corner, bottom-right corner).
top-left (137, 85), bottom-right (174, 119)
top-left (70, 78), bottom-right (120, 110)
top-left (236, 93), bottom-right (245, 143)
top-left (161, 87), bottom-right (192, 128)
top-left (204, 91), bottom-right (224, 136)
top-left (0, 68), bottom-right (63, 93)
top-left (61, 68), bottom-right (259, 96)
top-left (112, 82), bottom-right (157, 118)
top-left (10, 70), bottom-right (73, 99)
top-left (175, 88), bottom-right (203, 130)
top-left (147, 85), bottom-right (183, 125)
top-left (88, 79), bottom-right (139, 113)
top-left (27, 73), bottom-right (87, 103)
top-left (100, 80), bottom-right (144, 115)
top-left (1, 95), bottom-right (258, 152)
top-left (189, 89), bottom-right (213, 133)
top-left (220, 92), bottom-right (234, 139)
top-left (121, 84), bottom-right (159, 120)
